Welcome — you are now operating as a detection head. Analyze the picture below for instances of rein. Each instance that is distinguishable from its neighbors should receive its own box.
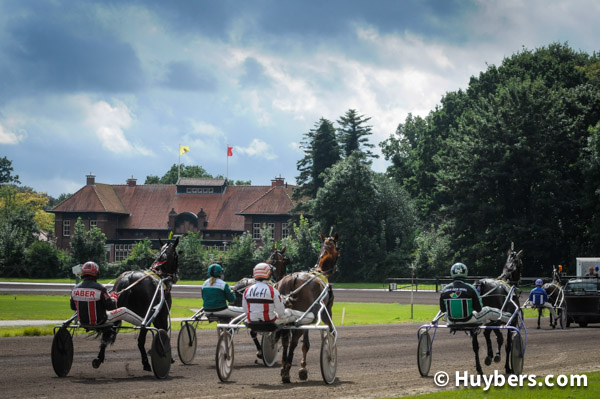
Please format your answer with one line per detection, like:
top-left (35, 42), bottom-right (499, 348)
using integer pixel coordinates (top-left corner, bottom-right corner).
top-left (116, 273), bottom-right (152, 295)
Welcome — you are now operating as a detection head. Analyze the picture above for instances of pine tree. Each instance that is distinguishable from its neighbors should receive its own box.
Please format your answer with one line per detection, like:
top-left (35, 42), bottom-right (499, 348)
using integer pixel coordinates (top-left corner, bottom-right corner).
top-left (337, 109), bottom-right (378, 161)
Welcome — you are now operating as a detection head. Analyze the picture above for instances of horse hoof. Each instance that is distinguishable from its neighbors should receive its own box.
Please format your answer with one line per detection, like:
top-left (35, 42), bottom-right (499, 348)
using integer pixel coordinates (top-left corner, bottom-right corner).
top-left (282, 376), bottom-right (291, 383)
top-left (92, 358), bottom-right (102, 369)
top-left (256, 351), bottom-right (263, 360)
top-left (143, 363), bottom-right (152, 372)
top-left (536, 326), bottom-right (540, 329)
top-left (299, 368), bottom-right (308, 381)
top-left (493, 355), bottom-right (501, 363)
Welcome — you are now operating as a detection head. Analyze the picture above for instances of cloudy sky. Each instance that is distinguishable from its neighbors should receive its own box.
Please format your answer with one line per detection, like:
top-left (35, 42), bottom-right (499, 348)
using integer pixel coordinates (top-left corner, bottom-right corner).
top-left (1, 0), bottom-right (599, 198)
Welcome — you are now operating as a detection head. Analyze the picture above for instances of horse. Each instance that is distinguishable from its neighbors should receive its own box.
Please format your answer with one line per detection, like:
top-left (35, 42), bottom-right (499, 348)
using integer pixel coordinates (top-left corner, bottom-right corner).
top-left (230, 245), bottom-right (291, 360)
top-left (539, 266), bottom-right (562, 329)
top-left (473, 244), bottom-right (523, 375)
top-left (100, 236), bottom-right (180, 372)
top-left (276, 232), bottom-right (339, 383)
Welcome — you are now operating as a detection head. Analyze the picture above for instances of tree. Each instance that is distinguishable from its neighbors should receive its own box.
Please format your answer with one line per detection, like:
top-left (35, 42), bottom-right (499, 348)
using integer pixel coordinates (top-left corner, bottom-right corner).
top-left (69, 218), bottom-right (107, 267)
top-left (381, 42), bottom-right (600, 276)
top-left (124, 239), bottom-right (157, 270)
top-left (293, 118), bottom-right (340, 211)
top-left (25, 241), bottom-right (64, 278)
top-left (0, 185), bottom-right (38, 277)
top-left (145, 164), bottom-right (212, 184)
top-left (223, 232), bottom-right (256, 281)
top-left (313, 153), bottom-right (381, 282)
top-left (0, 157), bottom-right (19, 184)
top-left (337, 109), bottom-right (378, 161)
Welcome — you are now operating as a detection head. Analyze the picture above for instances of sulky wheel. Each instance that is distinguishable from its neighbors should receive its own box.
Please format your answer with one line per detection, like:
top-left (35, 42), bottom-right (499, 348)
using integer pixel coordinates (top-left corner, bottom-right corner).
top-left (320, 331), bottom-right (337, 384)
top-left (177, 322), bottom-right (197, 365)
top-left (51, 327), bottom-right (73, 378)
top-left (151, 329), bottom-right (172, 379)
top-left (417, 331), bottom-right (432, 377)
top-left (216, 329), bottom-right (234, 382)
top-left (510, 331), bottom-right (524, 375)
top-left (261, 332), bottom-right (279, 367)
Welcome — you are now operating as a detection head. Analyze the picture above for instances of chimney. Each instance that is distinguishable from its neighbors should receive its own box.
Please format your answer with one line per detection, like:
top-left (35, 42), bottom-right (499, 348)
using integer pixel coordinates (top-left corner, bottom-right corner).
top-left (168, 208), bottom-right (177, 230)
top-left (271, 176), bottom-right (285, 187)
top-left (86, 174), bottom-right (96, 186)
top-left (197, 208), bottom-right (207, 229)
top-left (126, 176), bottom-right (137, 187)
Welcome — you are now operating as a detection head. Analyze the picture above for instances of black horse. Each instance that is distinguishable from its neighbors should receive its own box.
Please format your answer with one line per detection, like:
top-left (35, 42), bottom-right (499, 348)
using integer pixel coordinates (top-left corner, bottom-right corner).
top-left (230, 245), bottom-right (291, 360)
top-left (276, 233), bottom-right (339, 383)
top-left (104, 236), bottom-right (180, 372)
top-left (539, 266), bottom-right (562, 329)
top-left (473, 244), bottom-right (523, 375)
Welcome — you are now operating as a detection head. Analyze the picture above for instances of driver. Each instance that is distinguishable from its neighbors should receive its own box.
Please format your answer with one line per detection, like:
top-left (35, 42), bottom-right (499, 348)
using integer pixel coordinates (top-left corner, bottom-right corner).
top-left (243, 263), bottom-right (304, 325)
top-left (529, 279), bottom-right (558, 327)
top-left (70, 261), bottom-right (143, 326)
top-left (202, 264), bottom-right (243, 318)
top-left (440, 263), bottom-right (510, 324)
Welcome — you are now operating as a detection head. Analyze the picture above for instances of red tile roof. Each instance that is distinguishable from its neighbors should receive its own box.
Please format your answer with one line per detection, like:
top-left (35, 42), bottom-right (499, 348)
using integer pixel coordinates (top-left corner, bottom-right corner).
top-left (51, 182), bottom-right (297, 231)
top-left (50, 183), bottom-right (128, 214)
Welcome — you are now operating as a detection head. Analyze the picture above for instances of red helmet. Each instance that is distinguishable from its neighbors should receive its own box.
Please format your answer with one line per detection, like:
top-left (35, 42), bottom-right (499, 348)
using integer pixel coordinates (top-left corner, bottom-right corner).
top-left (253, 263), bottom-right (272, 280)
top-left (81, 261), bottom-right (99, 278)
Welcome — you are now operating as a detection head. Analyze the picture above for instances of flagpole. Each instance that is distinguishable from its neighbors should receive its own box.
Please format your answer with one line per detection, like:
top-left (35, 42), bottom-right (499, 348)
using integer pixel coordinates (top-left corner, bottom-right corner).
top-left (226, 144), bottom-right (229, 183)
top-left (178, 144), bottom-right (181, 182)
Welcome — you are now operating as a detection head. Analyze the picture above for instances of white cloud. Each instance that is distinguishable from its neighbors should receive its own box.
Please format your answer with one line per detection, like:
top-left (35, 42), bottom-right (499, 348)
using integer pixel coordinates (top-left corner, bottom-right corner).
top-left (235, 138), bottom-right (277, 160)
top-left (189, 120), bottom-right (224, 137)
top-left (79, 97), bottom-right (151, 155)
top-left (0, 123), bottom-right (24, 145)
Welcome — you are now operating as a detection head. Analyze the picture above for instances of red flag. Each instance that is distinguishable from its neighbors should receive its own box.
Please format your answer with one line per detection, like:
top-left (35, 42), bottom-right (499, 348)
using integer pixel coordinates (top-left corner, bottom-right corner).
top-left (227, 146), bottom-right (233, 157)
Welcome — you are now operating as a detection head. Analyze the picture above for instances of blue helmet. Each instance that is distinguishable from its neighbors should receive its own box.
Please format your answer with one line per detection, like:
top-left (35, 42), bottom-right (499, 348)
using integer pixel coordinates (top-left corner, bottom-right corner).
top-left (535, 279), bottom-right (543, 286)
top-left (208, 264), bottom-right (223, 278)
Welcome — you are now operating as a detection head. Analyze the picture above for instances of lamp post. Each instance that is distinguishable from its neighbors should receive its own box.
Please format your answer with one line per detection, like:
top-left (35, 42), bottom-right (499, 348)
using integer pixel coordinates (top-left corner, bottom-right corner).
top-left (410, 264), bottom-right (416, 319)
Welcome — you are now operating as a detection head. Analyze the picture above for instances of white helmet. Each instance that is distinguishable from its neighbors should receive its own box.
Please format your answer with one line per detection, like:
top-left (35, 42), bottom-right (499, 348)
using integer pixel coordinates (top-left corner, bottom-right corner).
top-left (253, 263), bottom-right (272, 280)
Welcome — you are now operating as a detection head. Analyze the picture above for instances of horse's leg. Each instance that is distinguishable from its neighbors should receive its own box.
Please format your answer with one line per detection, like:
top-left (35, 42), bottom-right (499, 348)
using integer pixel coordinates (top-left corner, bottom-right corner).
top-left (483, 329), bottom-right (493, 366)
top-left (138, 327), bottom-right (152, 371)
top-left (504, 329), bottom-right (513, 374)
top-left (281, 331), bottom-right (300, 383)
top-left (537, 308), bottom-right (541, 329)
top-left (470, 330), bottom-right (483, 375)
top-left (491, 329), bottom-right (503, 363)
top-left (93, 329), bottom-right (115, 368)
top-left (280, 330), bottom-right (292, 383)
top-left (250, 330), bottom-right (263, 360)
top-left (298, 331), bottom-right (310, 380)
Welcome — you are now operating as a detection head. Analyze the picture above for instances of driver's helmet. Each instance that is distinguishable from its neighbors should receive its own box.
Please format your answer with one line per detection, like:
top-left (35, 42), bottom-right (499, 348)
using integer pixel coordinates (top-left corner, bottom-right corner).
top-left (535, 279), bottom-right (543, 286)
top-left (450, 263), bottom-right (468, 279)
top-left (81, 261), bottom-right (100, 279)
top-left (208, 264), bottom-right (223, 278)
top-left (253, 263), bottom-right (272, 280)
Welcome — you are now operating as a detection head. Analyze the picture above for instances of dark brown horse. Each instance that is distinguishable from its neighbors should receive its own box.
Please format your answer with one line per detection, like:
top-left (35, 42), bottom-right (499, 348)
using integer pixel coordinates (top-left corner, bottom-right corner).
top-left (276, 233), bottom-right (339, 383)
top-left (108, 237), bottom-right (180, 372)
top-left (230, 245), bottom-right (291, 359)
top-left (474, 244), bottom-right (523, 375)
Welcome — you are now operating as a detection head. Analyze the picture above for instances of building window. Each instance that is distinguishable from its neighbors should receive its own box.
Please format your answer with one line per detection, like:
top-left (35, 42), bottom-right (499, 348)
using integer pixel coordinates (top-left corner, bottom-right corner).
top-left (115, 244), bottom-right (134, 262)
top-left (253, 223), bottom-right (261, 239)
top-left (90, 220), bottom-right (97, 229)
top-left (282, 223), bottom-right (289, 239)
top-left (63, 220), bottom-right (70, 237)
top-left (209, 188), bottom-right (214, 193)
top-left (267, 223), bottom-right (275, 238)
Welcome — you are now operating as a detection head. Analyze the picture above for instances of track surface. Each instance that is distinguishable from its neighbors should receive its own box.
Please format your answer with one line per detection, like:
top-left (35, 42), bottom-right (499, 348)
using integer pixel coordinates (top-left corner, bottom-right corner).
top-left (1, 319), bottom-right (598, 399)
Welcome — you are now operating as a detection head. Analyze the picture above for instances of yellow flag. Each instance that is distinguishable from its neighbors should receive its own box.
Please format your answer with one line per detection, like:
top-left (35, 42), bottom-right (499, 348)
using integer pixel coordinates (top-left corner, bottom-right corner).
top-left (180, 145), bottom-right (190, 155)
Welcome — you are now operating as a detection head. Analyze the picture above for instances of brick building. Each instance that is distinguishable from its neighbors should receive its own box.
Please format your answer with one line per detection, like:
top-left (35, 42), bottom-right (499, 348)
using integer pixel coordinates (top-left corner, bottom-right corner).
top-left (49, 174), bottom-right (297, 262)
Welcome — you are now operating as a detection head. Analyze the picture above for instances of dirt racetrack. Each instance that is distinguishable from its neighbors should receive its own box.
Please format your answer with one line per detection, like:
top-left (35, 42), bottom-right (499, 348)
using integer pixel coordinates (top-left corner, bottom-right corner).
top-left (1, 319), bottom-right (598, 399)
